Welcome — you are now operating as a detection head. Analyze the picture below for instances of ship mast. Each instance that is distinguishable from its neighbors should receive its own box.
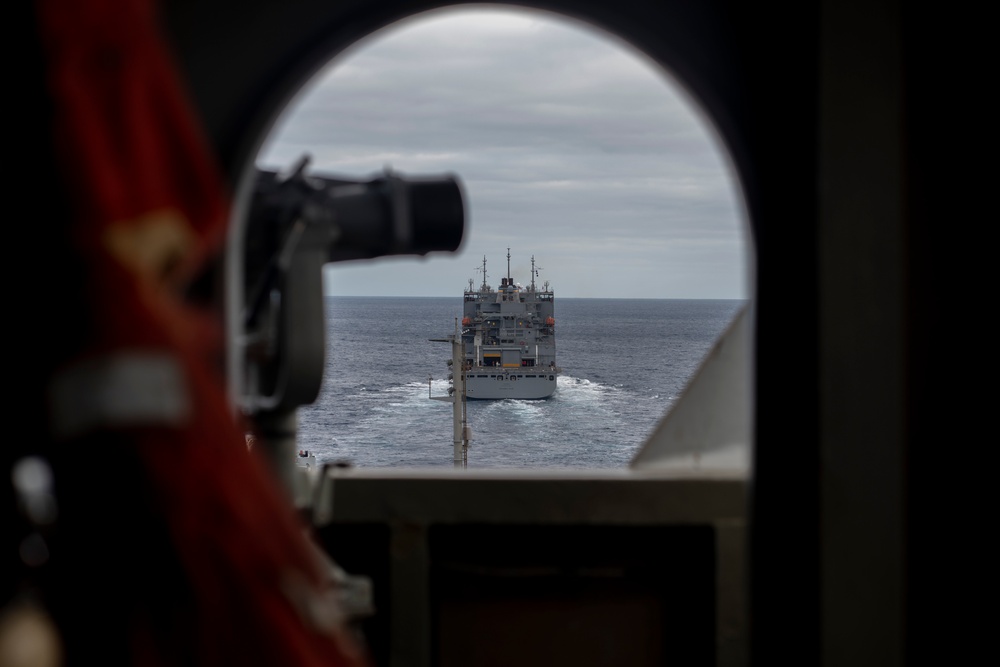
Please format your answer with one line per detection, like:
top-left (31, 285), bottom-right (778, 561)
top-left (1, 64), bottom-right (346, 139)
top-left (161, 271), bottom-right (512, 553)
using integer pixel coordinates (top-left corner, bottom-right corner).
top-left (479, 255), bottom-right (488, 290)
top-left (506, 247), bottom-right (511, 283)
top-left (428, 318), bottom-right (470, 467)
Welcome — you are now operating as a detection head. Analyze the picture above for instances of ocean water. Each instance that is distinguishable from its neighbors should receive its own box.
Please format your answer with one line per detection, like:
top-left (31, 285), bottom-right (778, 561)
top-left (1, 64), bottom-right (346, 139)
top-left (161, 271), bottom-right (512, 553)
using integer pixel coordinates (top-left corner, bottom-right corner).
top-left (297, 296), bottom-right (746, 469)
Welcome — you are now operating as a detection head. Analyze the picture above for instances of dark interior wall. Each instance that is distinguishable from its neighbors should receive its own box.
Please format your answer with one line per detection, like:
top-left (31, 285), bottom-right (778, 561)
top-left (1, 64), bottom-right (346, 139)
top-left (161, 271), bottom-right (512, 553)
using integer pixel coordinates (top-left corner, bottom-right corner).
top-left (321, 522), bottom-right (719, 667)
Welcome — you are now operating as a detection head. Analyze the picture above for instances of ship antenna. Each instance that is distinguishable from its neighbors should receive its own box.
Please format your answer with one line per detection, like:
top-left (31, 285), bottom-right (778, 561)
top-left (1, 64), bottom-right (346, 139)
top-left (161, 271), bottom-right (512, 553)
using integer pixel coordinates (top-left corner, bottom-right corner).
top-left (507, 247), bottom-right (511, 282)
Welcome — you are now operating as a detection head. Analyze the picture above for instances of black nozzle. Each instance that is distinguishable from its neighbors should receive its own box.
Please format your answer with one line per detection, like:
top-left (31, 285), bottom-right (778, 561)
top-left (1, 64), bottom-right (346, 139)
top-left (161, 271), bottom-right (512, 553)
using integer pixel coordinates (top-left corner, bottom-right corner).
top-left (315, 170), bottom-right (465, 262)
top-left (406, 176), bottom-right (466, 256)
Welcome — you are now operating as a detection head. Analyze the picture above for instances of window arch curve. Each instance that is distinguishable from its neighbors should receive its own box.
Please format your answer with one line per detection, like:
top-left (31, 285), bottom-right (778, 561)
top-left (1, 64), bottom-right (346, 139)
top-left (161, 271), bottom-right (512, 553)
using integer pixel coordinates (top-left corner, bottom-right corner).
top-left (232, 6), bottom-right (742, 472)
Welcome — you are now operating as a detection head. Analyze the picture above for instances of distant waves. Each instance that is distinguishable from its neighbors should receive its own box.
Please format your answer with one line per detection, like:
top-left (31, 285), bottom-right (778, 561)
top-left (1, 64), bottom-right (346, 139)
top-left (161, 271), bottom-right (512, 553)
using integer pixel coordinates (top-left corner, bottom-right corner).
top-left (297, 296), bottom-right (744, 469)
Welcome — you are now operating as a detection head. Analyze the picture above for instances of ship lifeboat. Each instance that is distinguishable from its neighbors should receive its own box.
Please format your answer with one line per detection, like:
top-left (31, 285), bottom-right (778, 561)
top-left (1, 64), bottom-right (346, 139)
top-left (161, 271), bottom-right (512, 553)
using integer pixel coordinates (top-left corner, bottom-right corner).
top-left (545, 316), bottom-right (555, 326)
top-left (462, 316), bottom-right (472, 326)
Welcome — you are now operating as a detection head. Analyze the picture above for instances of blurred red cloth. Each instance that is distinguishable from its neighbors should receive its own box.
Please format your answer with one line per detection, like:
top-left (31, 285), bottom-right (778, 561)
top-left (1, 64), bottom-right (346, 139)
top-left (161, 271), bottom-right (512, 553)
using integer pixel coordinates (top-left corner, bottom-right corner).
top-left (35, 1), bottom-right (368, 664)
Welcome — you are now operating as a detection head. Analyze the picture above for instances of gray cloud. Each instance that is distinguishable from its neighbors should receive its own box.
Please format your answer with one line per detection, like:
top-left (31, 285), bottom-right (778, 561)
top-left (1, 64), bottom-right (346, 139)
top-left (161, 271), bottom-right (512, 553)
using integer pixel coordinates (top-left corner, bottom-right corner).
top-left (257, 7), bottom-right (749, 299)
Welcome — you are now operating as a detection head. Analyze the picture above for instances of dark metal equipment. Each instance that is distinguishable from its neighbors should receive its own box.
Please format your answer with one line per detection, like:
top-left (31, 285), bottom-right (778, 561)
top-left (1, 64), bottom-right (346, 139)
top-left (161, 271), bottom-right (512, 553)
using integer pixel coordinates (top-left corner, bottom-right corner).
top-left (239, 156), bottom-right (465, 492)
top-left (241, 155), bottom-right (465, 414)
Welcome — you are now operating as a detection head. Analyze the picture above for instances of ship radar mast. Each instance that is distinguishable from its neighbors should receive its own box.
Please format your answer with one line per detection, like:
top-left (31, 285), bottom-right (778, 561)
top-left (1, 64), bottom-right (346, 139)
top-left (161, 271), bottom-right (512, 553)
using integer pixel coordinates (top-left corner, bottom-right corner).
top-left (477, 255), bottom-right (489, 291)
top-left (530, 256), bottom-right (543, 292)
top-left (507, 247), bottom-right (513, 284)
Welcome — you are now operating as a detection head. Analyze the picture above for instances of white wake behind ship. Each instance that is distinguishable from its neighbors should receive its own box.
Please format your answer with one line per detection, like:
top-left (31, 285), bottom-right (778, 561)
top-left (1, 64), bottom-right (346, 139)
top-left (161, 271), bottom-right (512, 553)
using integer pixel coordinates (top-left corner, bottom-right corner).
top-left (458, 250), bottom-right (560, 400)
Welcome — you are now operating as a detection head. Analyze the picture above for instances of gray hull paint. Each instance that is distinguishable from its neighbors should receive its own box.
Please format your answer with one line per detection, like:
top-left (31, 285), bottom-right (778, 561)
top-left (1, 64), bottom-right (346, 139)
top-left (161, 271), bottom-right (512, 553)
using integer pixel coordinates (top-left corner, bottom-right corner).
top-left (456, 253), bottom-right (560, 400)
top-left (465, 372), bottom-right (558, 400)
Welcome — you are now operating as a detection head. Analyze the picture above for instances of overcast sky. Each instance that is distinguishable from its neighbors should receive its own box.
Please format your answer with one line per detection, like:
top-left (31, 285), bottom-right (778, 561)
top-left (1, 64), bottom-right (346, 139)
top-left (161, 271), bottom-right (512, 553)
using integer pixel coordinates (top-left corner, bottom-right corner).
top-left (256, 6), bottom-right (749, 299)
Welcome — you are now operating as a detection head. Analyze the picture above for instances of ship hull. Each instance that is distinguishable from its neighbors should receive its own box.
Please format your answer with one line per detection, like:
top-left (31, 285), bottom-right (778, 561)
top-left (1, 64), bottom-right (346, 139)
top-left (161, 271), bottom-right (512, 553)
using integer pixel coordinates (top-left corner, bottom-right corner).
top-left (465, 371), bottom-right (557, 400)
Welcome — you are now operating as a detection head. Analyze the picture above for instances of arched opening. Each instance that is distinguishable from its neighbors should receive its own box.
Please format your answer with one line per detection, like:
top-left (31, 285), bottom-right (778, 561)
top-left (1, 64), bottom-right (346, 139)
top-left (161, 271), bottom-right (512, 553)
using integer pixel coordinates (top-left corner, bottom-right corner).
top-left (243, 5), bottom-right (753, 472)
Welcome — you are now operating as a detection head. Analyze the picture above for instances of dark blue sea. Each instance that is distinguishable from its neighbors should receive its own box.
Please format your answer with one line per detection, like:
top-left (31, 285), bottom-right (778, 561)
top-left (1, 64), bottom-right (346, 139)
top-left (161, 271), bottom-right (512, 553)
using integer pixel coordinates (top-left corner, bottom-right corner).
top-left (297, 297), bottom-right (745, 469)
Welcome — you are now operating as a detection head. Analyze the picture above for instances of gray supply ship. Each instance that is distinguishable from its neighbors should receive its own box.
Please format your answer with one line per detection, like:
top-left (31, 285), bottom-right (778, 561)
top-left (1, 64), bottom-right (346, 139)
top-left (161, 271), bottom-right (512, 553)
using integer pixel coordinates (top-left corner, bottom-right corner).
top-left (458, 250), bottom-right (560, 399)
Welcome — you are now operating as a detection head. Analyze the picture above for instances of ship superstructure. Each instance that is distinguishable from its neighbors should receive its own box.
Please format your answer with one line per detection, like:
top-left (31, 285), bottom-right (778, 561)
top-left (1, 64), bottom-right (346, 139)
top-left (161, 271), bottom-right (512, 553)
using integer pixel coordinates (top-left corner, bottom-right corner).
top-left (459, 250), bottom-right (559, 399)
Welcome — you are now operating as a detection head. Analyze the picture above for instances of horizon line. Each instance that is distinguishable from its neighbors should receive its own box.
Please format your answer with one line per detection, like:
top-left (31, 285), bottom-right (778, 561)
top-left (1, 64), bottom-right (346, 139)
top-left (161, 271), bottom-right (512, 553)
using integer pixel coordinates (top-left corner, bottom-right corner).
top-left (323, 294), bottom-right (748, 300)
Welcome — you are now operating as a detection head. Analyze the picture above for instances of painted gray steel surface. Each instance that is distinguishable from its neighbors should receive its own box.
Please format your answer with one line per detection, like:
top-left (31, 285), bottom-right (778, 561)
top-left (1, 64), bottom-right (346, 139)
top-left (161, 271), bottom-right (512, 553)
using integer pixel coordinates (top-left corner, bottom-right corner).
top-left (458, 254), bottom-right (559, 400)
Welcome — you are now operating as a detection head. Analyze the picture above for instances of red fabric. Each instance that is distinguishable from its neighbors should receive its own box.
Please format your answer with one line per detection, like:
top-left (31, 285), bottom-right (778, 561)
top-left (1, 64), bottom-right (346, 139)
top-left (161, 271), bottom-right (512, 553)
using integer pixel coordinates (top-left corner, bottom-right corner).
top-left (35, 1), bottom-right (368, 664)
